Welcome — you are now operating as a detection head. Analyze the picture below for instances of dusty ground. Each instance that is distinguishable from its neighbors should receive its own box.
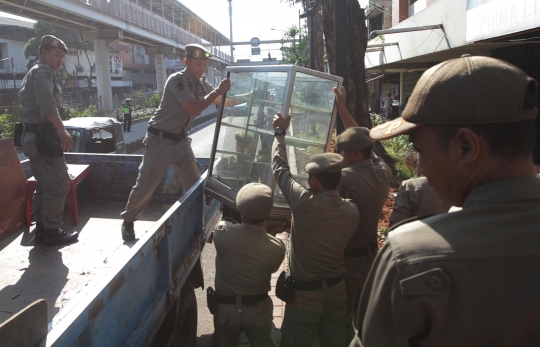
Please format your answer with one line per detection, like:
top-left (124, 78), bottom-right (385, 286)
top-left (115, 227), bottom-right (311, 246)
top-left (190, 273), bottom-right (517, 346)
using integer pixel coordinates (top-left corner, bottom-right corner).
top-left (377, 185), bottom-right (399, 248)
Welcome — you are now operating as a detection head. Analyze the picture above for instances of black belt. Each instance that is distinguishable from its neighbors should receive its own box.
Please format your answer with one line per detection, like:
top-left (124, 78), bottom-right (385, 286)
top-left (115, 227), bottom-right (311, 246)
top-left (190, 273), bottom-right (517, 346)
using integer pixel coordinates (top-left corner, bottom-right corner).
top-left (294, 276), bottom-right (343, 291)
top-left (147, 126), bottom-right (187, 142)
top-left (344, 241), bottom-right (378, 258)
top-left (216, 293), bottom-right (269, 305)
top-left (24, 123), bottom-right (51, 133)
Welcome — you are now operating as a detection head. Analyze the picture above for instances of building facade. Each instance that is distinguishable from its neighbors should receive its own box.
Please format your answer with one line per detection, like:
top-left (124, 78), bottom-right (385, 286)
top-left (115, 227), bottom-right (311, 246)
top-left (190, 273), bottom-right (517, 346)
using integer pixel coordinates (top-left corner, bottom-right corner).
top-left (364, 0), bottom-right (540, 159)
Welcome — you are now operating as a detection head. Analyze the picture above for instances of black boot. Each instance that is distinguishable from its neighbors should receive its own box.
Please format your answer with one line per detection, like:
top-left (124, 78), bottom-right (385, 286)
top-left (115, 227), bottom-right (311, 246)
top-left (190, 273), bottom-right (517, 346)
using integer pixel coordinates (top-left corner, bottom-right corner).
top-left (122, 221), bottom-right (135, 241)
top-left (35, 222), bottom-right (44, 244)
top-left (43, 228), bottom-right (79, 246)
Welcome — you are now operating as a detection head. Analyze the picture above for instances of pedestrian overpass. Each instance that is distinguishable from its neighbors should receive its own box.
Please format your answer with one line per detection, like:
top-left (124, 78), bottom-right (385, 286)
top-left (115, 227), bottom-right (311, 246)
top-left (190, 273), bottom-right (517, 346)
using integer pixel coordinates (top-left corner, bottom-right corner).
top-left (0, 0), bottom-right (232, 115)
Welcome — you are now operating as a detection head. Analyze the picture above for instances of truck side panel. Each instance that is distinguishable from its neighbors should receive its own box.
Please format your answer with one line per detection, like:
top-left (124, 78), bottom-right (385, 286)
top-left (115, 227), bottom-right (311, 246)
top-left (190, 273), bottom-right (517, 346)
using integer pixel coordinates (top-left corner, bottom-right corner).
top-left (24, 154), bottom-right (222, 346)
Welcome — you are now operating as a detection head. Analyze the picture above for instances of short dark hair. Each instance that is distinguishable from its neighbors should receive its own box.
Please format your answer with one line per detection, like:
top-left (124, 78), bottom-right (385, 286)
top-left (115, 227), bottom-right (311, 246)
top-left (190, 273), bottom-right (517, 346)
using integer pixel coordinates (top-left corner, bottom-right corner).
top-left (242, 216), bottom-right (267, 224)
top-left (432, 121), bottom-right (537, 159)
top-left (313, 171), bottom-right (342, 190)
top-left (340, 147), bottom-right (372, 160)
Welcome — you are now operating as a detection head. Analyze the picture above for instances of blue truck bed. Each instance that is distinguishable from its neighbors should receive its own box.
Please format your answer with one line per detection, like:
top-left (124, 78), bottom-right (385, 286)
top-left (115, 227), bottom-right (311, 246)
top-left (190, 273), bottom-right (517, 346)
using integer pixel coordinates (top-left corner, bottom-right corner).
top-left (0, 153), bottom-right (221, 346)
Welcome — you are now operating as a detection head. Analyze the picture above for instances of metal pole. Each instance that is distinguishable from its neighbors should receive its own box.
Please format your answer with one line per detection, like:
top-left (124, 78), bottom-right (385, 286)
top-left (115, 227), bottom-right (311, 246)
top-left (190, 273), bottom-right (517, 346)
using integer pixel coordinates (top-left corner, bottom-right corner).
top-left (334, 0), bottom-right (348, 133)
top-left (208, 71), bottom-right (231, 177)
top-left (228, 0), bottom-right (234, 62)
top-left (11, 57), bottom-right (16, 91)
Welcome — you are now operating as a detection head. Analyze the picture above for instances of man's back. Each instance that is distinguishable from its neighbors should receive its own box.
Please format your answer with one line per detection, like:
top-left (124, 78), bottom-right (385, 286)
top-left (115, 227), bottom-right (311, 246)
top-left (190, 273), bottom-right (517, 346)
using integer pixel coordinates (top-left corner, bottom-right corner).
top-left (338, 158), bottom-right (392, 248)
top-left (214, 222), bottom-right (285, 296)
top-left (358, 176), bottom-right (540, 346)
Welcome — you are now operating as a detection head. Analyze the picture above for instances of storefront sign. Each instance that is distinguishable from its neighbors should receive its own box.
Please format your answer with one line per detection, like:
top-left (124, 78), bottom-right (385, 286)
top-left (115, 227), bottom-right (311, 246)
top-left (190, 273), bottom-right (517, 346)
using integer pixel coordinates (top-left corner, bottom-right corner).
top-left (466, 0), bottom-right (540, 42)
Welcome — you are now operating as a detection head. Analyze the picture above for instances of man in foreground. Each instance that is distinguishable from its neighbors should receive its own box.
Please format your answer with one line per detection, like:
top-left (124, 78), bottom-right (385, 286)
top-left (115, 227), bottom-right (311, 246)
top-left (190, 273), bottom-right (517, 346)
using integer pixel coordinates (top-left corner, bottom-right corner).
top-left (19, 35), bottom-right (79, 245)
top-left (121, 44), bottom-right (231, 241)
top-left (272, 113), bottom-right (359, 347)
top-left (355, 55), bottom-right (540, 346)
top-left (212, 183), bottom-right (286, 346)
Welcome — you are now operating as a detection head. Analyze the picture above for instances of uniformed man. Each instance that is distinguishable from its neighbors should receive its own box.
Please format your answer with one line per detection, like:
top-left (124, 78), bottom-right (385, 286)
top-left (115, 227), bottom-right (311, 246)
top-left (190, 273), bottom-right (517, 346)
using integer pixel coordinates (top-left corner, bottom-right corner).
top-left (354, 55), bottom-right (540, 346)
top-left (122, 98), bottom-right (133, 132)
top-left (389, 176), bottom-right (450, 226)
top-left (272, 113), bottom-right (360, 347)
top-left (121, 44), bottom-right (238, 241)
top-left (333, 87), bottom-right (393, 337)
top-left (18, 35), bottom-right (79, 246)
top-left (335, 127), bottom-right (392, 338)
top-left (212, 183), bottom-right (286, 347)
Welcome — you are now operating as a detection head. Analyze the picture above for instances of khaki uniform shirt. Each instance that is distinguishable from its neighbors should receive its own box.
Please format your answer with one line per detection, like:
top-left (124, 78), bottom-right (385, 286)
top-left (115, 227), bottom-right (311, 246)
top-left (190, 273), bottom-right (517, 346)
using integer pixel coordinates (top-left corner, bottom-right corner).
top-left (390, 177), bottom-right (450, 225)
top-left (214, 222), bottom-right (286, 296)
top-left (18, 61), bottom-right (62, 124)
top-left (337, 157), bottom-right (392, 249)
top-left (272, 136), bottom-right (360, 281)
top-left (355, 176), bottom-right (540, 347)
top-left (148, 69), bottom-right (214, 134)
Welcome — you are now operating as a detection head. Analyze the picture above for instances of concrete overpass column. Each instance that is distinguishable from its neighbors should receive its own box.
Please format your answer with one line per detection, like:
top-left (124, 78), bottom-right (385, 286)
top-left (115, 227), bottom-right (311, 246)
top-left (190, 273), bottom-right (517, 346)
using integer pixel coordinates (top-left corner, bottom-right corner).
top-left (94, 39), bottom-right (114, 117)
top-left (206, 62), bottom-right (216, 87)
top-left (156, 54), bottom-right (167, 94)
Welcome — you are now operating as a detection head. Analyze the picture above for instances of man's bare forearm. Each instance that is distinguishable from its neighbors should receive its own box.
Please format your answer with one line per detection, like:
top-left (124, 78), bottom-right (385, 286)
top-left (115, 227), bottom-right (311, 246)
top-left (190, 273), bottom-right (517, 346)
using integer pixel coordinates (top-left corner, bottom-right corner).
top-left (46, 114), bottom-right (67, 132)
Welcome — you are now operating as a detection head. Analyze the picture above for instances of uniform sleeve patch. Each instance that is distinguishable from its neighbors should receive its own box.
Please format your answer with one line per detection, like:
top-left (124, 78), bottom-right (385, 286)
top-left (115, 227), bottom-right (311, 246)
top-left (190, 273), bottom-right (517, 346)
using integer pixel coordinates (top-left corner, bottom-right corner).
top-left (176, 78), bottom-right (184, 91)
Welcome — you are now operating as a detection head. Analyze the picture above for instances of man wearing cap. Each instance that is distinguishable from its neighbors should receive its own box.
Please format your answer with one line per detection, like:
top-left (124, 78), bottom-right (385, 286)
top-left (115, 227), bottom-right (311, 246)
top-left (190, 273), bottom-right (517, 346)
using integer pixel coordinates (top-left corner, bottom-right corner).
top-left (332, 88), bottom-right (393, 338)
top-left (18, 35), bottom-right (79, 245)
top-left (122, 98), bottom-right (133, 132)
top-left (212, 183), bottom-right (286, 346)
top-left (121, 43), bottom-right (240, 241)
top-left (353, 55), bottom-right (540, 346)
top-left (272, 113), bottom-right (360, 346)
top-left (389, 176), bottom-right (450, 226)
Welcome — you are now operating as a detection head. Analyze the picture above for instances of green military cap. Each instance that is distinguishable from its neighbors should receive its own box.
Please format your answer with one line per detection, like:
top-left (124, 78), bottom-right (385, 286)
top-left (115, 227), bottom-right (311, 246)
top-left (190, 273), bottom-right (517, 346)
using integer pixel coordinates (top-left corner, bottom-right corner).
top-left (185, 44), bottom-right (212, 59)
top-left (236, 183), bottom-right (273, 220)
top-left (371, 55), bottom-right (538, 141)
top-left (235, 131), bottom-right (253, 144)
top-left (336, 127), bottom-right (374, 152)
top-left (41, 35), bottom-right (67, 53)
top-left (305, 153), bottom-right (343, 174)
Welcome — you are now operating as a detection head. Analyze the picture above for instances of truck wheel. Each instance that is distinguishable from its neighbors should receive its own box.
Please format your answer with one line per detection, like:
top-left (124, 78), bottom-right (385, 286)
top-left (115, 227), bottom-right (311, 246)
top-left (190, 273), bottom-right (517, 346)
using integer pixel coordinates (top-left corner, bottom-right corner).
top-left (175, 283), bottom-right (197, 347)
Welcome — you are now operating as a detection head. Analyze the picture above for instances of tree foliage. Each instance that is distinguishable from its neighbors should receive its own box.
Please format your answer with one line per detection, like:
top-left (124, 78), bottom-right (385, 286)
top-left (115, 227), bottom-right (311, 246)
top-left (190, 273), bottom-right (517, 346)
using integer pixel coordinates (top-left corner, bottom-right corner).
top-left (279, 25), bottom-right (310, 67)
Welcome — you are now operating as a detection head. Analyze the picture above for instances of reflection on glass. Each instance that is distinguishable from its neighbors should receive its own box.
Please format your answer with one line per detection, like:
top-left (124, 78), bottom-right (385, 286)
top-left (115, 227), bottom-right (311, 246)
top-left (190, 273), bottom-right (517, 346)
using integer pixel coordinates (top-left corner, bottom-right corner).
top-left (212, 68), bottom-right (340, 209)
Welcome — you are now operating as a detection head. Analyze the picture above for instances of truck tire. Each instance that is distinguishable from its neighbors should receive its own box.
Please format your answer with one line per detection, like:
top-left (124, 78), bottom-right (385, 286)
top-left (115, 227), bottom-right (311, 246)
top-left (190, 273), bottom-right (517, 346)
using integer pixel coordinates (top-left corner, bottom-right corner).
top-left (175, 283), bottom-right (198, 347)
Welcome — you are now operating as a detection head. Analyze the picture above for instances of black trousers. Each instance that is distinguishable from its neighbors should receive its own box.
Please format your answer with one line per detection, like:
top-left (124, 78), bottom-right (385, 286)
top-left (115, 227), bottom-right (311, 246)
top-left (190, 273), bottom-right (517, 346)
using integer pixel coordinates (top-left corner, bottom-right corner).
top-left (124, 114), bottom-right (132, 131)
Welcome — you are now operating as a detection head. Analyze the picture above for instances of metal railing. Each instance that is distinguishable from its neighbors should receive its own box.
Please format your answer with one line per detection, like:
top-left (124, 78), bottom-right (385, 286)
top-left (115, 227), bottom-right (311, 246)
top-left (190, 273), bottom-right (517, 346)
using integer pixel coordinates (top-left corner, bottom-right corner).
top-left (81, 0), bottom-right (231, 61)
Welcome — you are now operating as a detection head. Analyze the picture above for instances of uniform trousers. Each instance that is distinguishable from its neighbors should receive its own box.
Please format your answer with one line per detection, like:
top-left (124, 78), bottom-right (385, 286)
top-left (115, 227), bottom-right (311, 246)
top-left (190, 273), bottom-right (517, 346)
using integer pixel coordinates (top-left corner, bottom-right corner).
top-left (344, 248), bottom-right (378, 340)
top-left (213, 296), bottom-right (275, 347)
top-left (121, 132), bottom-right (200, 222)
top-left (280, 280), bottom-right (348, 347)
top-left (21, 131), bottom-right (70, 229)
top-left (123, 113), bottom-right (132, 132)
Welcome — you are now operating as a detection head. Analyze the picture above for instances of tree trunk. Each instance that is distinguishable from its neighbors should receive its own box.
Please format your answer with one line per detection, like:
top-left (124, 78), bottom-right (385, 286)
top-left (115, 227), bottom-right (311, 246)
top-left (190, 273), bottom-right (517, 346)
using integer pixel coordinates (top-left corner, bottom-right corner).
top-left (314, 6), bottom-right (325, 72)
top-left (321, 0), bottom-right (396, 170)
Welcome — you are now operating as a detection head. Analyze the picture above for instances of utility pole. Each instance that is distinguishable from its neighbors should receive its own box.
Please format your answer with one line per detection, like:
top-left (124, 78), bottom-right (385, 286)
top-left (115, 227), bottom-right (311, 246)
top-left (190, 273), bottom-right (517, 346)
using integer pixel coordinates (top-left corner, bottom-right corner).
top-left (11, 57), bottom-right (16, 91)
top-left (228, 0), bottom-right (234, 62)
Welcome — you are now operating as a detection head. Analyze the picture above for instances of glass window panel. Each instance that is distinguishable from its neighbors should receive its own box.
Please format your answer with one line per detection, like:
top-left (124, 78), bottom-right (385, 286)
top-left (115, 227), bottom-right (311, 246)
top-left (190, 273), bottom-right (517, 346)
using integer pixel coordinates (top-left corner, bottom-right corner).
top-left (212, 67), bottom-right (340, 210)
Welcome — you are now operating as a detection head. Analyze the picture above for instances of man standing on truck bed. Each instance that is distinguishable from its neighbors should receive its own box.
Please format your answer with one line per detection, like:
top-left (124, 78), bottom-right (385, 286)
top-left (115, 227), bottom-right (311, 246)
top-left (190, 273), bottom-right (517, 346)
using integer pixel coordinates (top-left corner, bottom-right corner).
top-left (18, 35), bottom-right (79, 246)
top-left (354, 55), bottom-right (540, 346)
top-left (212, 183), bottom-right (286, 346)
top-left (121, 44), bottom-right (233, 241)
top-left (272, 113), bottom-right (360, 347)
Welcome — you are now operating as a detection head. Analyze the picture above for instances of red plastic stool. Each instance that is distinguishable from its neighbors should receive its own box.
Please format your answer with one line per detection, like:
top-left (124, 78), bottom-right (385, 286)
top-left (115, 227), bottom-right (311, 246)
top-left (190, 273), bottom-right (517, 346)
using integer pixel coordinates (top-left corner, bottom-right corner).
top-left (26, 164), bottom-right (96, 226)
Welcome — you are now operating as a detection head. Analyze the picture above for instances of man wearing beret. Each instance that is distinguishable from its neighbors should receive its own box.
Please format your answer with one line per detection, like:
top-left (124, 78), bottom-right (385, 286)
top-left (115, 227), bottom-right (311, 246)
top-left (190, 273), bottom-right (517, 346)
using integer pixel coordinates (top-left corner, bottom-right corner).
top-left (353, 55), bottom-right (540, 346)
top-left (121, 44), bottom-right (241, 241)
top-left (332, 87), bottom-right (392, 339)
top-left (272, 113), bottom-right (360, 346)
top-left (18, 35), bottom-right (79, 245)
top-left (212, 183), bottom-right (286, 346)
